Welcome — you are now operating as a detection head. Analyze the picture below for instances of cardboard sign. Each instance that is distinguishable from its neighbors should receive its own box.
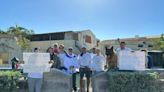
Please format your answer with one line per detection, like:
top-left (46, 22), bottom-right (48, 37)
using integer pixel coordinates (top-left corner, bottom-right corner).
top-left (23, 53), bottom-right (51, 73)
top-left (118, 51), bottom-right (145, 70)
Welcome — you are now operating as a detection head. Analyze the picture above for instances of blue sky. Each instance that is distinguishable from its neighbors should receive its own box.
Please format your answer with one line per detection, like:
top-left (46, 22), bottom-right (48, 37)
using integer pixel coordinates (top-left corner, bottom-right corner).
top-left (0, 0), bottom-right (164, 40)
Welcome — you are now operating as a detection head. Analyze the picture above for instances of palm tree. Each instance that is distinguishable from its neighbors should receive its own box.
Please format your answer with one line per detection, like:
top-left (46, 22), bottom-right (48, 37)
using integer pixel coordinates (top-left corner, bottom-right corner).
top-left (6, 25), bottom-right (34, 50)
top-left (7, 25), bottom-right (33, 36)
top-left (7, 25), bottom-right (25, 35)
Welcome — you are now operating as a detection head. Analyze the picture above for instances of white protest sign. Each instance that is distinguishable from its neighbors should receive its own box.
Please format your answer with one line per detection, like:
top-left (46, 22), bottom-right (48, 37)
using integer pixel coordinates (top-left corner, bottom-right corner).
top-left (23, 52), bottom-right (51, 73)
top-left (118, 51), bottom-right (145, 71)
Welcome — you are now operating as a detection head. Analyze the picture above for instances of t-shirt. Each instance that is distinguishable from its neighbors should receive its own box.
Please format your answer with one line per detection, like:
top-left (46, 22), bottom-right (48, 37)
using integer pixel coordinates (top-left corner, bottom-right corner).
top-left (78, 52), bottom-right (91, 68)
top-left (116, 47), bottom-right (132, 54)
top-left (91, 55), bottom-right (105, 72)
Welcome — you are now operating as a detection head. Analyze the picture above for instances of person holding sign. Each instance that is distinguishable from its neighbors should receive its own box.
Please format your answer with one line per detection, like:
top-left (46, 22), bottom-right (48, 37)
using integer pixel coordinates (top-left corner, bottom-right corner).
top-left (27, 48), bottom-right (43, 92)
top-left (63, 47), bottom-right (78, 91)
top-left (24, 48), bottom-right (52, 92)
top-left (116, 41), bottom-right (132, 53)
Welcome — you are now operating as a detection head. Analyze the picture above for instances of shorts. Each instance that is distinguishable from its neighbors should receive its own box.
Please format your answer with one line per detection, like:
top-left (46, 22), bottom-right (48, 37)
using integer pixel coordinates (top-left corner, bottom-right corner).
top-left (79, 67), bottom-right (91, 78)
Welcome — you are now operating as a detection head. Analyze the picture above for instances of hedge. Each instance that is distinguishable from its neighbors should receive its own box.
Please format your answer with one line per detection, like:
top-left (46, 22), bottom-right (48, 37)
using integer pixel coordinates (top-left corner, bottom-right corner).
top-left (107, 71), bottom-right (160, 92)
top-left (0, 71), bottom-right (22, 92)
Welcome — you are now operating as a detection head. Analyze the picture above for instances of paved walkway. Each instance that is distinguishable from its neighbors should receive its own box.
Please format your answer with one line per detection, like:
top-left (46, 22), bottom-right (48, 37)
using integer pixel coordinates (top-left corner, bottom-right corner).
top-left (75, 73), bottom-right (92, 92)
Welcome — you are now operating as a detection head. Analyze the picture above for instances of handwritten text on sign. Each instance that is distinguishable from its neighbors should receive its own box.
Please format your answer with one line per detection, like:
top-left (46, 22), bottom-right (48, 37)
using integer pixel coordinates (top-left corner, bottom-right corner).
top-left (23, 53), bottom-right (51, 73)
top-left (118, 51), bottom-right (145, 70)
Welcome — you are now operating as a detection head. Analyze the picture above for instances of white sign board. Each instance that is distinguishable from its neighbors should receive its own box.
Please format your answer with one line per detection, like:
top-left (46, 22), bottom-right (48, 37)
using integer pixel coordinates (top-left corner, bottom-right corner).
top-left (118, 51), bottom-right (145, 71)
top-left (23, 53), bottom-right (51, 73)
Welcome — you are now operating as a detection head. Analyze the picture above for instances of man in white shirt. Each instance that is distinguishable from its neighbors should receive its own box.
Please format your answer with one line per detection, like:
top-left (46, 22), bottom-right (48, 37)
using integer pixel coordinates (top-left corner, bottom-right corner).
top-left (116, 42), bottom-right (132, 70)
top-left (63, 47), bottom-right (78, 91)
top-left (78, 45), bottom-right (92, 92)
top-left (116, 41), bottom-right (132, 53)
top-left (91, 48), bottom-right (105, 74)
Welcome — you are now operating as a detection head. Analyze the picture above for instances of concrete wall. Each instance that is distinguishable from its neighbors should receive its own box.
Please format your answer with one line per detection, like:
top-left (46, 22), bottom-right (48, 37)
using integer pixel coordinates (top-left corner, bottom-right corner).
top-left (64, 32), bottom-right (74, 40)
top-left (92, 72), bottom-right (109, 92)
top-left (0, 35), bottom-right (22, 66)
top-left (43, 69), bottom-right (72, 92)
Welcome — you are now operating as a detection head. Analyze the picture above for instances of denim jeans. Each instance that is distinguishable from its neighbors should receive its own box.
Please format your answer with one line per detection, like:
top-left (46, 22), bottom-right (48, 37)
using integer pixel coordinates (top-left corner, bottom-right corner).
top-left (28, 77), bottom-right (43, 92)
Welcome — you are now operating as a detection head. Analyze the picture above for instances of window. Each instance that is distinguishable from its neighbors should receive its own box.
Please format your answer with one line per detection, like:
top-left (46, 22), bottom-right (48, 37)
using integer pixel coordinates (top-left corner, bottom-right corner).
top-left (148, 44), bottom-right (153, 47)
top-left (31, 32), bottom-right (65, 41)
top-left (73, 33), bottom-right (78, 40)
top-left (31, 34), bottom-right (49, 41)
top-left (138, 44), bottom-right (143, 47)
top-left (51, 33), bottom-right (64, 40)
top-left (85, 35), bottom-right (92, 43)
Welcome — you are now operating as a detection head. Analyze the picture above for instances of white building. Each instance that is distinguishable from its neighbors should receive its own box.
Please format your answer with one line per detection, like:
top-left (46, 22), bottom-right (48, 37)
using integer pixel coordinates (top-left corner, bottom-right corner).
top-left (100, 35), bottom-right (161, 53)
top-left (30, 29), bottom-right (99, 54)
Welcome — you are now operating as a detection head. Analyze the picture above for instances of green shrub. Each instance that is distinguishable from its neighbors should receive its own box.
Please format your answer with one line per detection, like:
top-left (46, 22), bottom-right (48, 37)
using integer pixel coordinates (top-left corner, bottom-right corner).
top-left (0, 70), bottom-right (22, 92)
top-left (107, 71), bottom-right (160, 92)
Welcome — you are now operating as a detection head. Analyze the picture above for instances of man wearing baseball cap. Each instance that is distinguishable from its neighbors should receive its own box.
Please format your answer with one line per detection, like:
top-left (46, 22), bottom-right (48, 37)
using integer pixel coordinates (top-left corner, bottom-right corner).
top-left (78, 45), bottom-right (92, 92)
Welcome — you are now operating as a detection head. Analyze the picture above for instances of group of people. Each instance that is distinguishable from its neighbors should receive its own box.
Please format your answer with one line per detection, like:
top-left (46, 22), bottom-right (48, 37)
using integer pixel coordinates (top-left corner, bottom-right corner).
top-left (25, 41), bottom-right (152, 92)
top-left (47, 43), bottom-right (106, 92)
